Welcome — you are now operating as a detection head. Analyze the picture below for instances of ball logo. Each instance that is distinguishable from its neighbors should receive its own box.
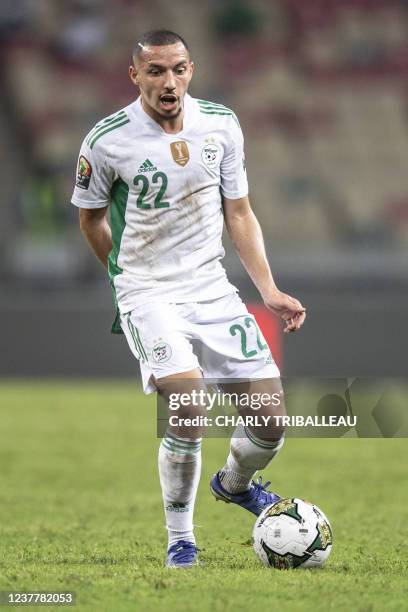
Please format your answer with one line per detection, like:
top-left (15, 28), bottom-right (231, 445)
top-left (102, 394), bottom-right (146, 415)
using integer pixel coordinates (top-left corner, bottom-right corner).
top-left (152, 342), bottom-right (172, 363)
top-left (201, 143), bottom-right (221, 168)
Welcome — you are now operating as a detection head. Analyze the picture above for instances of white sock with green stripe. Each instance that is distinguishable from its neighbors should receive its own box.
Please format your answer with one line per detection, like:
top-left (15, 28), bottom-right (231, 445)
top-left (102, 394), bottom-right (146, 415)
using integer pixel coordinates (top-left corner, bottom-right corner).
top-left (219, 424), bottom-right (284, 494)
top-left (158, 431), bottom-right (202, 548)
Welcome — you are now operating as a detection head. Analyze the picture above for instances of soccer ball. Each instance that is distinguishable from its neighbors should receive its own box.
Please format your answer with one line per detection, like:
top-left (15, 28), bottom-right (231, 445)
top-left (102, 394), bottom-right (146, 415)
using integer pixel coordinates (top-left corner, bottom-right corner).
top-left (253, 498), bottom-right (333, 569)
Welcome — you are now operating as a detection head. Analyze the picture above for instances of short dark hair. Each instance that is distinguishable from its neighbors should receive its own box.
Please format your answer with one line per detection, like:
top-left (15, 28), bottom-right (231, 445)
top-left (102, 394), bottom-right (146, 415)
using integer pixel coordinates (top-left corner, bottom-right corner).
top-left (132, 30), bottom-right (189, 62)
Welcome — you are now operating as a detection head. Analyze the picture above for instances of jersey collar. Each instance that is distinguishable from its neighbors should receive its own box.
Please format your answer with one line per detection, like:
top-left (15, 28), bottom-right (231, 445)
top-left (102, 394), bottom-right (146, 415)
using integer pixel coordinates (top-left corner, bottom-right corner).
top-left (133, 93), bottom-right (195, 136)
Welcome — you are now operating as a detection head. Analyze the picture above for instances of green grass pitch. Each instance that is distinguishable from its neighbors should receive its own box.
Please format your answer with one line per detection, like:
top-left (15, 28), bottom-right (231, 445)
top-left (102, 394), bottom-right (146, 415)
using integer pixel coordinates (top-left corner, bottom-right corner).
top-left (0, 381), bottom-right (407, 612)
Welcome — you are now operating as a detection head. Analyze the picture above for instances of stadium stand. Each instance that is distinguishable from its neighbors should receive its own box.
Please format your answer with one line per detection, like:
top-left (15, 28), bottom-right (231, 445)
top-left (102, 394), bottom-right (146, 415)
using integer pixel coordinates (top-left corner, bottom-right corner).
top-left (1, 0), bottom-right (407, 282)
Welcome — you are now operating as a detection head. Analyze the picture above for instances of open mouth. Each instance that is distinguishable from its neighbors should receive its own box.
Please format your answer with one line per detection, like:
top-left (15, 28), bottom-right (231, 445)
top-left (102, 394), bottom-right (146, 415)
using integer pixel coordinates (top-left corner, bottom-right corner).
top-left (159, 94), bottom-right (178, 111)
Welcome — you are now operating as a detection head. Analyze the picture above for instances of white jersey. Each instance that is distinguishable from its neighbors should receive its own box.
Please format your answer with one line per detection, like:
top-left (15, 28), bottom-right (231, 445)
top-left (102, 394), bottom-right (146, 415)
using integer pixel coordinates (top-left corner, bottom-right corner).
top-left (71, 94), bottom-right (248, 315)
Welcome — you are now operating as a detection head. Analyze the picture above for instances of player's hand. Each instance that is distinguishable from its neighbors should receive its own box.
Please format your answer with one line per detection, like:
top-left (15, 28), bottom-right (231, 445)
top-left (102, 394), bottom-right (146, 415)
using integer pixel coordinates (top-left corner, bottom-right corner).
top-left (262, 288), bottom-right (306, 334)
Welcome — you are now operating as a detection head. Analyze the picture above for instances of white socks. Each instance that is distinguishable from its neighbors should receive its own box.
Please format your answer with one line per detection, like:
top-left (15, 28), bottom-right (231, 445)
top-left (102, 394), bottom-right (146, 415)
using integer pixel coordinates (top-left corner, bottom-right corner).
top-left (158, 425), bottom-right (283, 548)
top-left (158, 431), bottom-right (202, 548)
top-left (218, 424), bottom-right (284, 494)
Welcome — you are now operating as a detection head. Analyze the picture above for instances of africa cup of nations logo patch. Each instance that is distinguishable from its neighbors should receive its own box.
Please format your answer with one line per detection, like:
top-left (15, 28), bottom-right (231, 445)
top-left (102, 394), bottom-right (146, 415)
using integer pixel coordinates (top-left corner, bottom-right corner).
top-left (170, 141), bottom-right (190, 166)
top-left (76, 155), bottom-right (92, 190)
top-left (152, 342), bottom-right (172, 363)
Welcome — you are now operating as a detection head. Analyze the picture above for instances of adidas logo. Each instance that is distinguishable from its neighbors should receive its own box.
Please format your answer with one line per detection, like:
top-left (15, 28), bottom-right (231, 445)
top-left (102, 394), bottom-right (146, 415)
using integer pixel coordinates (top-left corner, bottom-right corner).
top-left (166, 502), bottom-right (188, 513)
top-left (138, 158), bottom-right (157, 172)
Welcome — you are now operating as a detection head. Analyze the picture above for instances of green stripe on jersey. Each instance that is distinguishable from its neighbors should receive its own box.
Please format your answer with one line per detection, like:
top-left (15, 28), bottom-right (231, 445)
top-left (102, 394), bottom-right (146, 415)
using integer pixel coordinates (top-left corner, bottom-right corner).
top-left (88, 118), bottom-right (130, 149)
top-left (197, 99), bottom-right (231, 111)
top-left (108, 177), bottom-right (129, 280)
top-left (93, 110), bottom-right (127, 131)
top-left (86, 111), bottom-right (127, 145)
top-left (199, 109), bottom-right (233, 116)
top-left (197, 100), bottom-right (239, 125)
top-left (199, 110), bottom-right (240, 126)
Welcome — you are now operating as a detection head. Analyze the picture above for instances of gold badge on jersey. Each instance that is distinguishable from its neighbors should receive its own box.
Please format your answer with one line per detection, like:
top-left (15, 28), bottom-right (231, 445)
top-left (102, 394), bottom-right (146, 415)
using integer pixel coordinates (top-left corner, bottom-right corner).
top-left (170, 141), bottom-right (190, 166)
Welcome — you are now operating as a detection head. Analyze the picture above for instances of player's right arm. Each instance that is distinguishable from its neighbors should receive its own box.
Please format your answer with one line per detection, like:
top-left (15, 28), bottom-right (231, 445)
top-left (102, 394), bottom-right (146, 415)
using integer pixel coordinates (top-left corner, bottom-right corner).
top-left (71, 134), bottom-right (115, 269)
top-left (79, 207), bottom-right (111, 269)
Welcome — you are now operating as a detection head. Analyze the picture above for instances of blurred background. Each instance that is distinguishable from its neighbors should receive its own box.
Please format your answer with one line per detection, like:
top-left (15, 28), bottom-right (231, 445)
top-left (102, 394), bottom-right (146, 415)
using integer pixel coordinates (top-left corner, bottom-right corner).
top-left (0, 0), bottom-right (407, 379)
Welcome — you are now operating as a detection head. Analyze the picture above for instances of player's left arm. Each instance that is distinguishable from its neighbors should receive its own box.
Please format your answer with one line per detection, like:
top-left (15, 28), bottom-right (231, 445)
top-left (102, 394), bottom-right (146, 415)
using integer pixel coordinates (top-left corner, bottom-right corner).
top-left (223, 195), bottom-right (306, 333)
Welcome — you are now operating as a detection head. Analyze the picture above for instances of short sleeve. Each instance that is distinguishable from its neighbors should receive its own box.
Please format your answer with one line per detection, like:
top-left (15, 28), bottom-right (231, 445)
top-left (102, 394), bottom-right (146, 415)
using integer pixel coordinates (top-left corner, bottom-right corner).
top-left (71, 137), bottom-right (114, 209)
top-left (220, 117), bottom-right (248, 200)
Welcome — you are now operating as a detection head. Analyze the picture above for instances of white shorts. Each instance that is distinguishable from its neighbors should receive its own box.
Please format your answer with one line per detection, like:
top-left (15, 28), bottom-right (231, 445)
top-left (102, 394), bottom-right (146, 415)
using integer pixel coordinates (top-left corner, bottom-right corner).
top-left (120, 292), bottom-right (280, 394)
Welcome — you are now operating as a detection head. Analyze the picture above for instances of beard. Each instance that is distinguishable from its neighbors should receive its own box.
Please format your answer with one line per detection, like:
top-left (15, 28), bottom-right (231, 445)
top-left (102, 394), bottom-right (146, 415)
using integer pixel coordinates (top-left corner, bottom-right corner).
top-left (157, 104), bottom-right (182, 120)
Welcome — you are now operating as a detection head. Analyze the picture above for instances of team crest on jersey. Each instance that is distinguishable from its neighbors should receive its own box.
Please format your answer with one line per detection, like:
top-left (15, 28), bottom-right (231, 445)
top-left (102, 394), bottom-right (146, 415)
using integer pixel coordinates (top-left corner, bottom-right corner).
top-left (201, 143), bottom-right (221, 168)
top-left (170, 141), bottom-right (190, 166)
top-left (76, 155), bottom-right (92, 190)
top-left (152, 342), bottom-right (172, 363)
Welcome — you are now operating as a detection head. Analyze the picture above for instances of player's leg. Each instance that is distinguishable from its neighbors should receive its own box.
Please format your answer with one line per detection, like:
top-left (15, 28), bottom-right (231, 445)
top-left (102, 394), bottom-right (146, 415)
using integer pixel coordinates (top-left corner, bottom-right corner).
top-left (120, 303), bottom-right (206, 567)
top-left (211, 377), bottom-right (286, 514)
top-left (155, 369), bottom-right (207, 567)
top-left (189, 293), bottom-right (285, 515)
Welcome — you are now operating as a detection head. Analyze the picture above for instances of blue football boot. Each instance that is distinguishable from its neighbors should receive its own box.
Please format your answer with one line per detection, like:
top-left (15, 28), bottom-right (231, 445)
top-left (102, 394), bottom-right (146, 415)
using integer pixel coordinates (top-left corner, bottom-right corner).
top-left (210, 472), bottom-right (281, 516)
top-left (166, 540), bottom-right (198, 568)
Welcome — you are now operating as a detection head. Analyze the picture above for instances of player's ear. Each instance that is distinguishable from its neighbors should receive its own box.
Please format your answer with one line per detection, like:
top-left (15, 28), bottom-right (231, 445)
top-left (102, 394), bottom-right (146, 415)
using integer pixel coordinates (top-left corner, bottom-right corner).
top-left (189, 61), bottom-right (195, 81)
top-left (129, 65), bottom-right (139, 86)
